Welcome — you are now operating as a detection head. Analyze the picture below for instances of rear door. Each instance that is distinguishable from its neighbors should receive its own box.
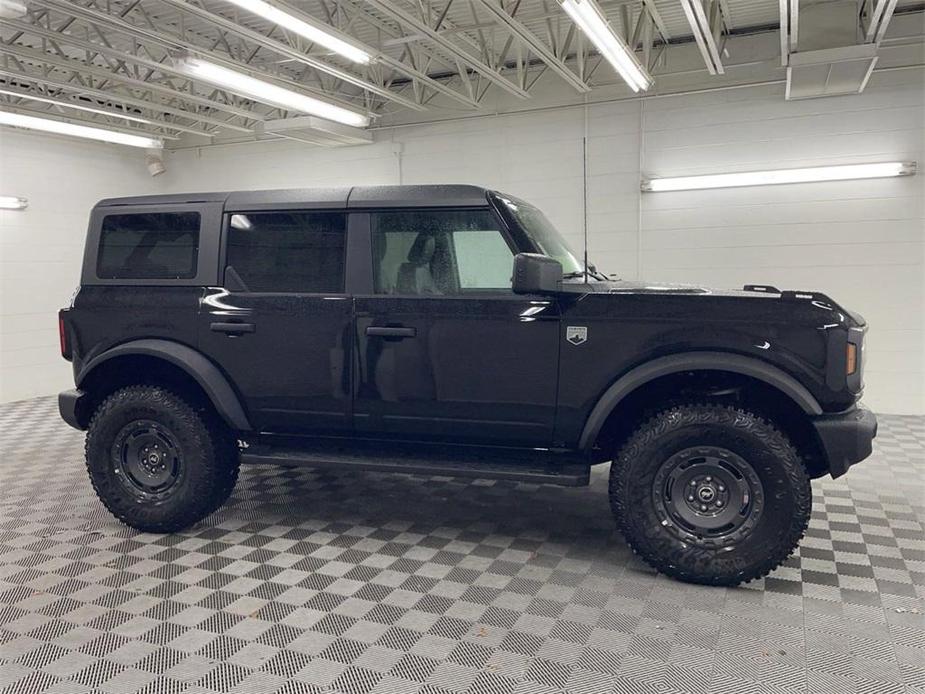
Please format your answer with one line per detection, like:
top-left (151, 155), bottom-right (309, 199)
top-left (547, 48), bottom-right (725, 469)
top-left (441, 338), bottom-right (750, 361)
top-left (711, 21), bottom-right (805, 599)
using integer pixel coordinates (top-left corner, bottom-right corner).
top-left (352, 207), bottom-right (561, 445)
top-left (198, 210), bottom-right (352, 434)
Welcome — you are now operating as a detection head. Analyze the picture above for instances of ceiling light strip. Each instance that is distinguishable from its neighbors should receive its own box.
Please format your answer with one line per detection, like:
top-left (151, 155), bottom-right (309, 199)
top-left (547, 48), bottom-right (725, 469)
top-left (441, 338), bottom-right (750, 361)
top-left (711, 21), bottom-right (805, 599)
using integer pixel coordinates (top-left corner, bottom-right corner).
top-left (0, 110), bottom-right (164, 148)
top-left (0, 88), bottom-right (161, 127)
top-left (174, 56), bottom-right (370, 128)
top-left (221, 0), bottom-right (371, 64)
top-left (560, 0), bottom-right (652, 92)
top-left (642, 162), bottom-right (917, 191)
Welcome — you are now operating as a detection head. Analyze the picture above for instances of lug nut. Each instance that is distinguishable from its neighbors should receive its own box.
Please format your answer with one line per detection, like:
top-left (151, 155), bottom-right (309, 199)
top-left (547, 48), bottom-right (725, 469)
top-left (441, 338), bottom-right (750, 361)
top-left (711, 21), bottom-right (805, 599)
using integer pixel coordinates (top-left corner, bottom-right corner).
top-left (716, 500), bottom-right (724, 507)
top-left (700, 505), bottom-right (708, 511)
top-left (688, 495), bottom-right (695, 502)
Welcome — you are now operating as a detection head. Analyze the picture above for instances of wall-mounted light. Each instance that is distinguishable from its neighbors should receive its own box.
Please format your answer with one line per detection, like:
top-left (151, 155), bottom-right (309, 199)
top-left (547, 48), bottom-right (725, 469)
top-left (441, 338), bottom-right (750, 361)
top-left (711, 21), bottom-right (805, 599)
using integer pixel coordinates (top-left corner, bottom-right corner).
top-left (560, 0), bottom-right (651, 92)
top-left (0, 111), bottom-right (164, 148)
top-left (0, 196), bottom-right (28, 210)
top-left (642, 161), bottom-right (917, 191)
top-left (174, 56), bottom-right (370, 128)
top-left (221, 0), bottom-right (371, 64)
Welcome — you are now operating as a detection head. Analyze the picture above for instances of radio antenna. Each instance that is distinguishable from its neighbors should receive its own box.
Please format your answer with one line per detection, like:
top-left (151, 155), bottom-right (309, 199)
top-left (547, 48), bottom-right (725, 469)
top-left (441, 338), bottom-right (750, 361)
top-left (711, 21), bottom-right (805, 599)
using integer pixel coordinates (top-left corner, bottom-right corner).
top-left (581, 135), bottom-right (588, 284)
top-left (582, 135), bottom-right (589, 284)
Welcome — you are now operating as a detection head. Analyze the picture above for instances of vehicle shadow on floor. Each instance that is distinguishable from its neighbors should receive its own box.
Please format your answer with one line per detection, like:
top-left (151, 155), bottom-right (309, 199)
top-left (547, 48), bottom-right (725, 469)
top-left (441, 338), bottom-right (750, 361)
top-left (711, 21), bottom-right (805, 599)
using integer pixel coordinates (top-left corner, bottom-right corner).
top-left (217, 461), bottom-right (634, 561)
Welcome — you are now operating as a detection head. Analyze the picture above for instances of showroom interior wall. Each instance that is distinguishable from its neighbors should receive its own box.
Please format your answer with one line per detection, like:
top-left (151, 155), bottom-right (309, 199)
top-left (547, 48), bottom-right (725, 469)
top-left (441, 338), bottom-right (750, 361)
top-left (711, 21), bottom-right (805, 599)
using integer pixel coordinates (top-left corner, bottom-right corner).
top-left (0, 129), bottom-right (158, 402)
top-left (1, 68), bottom-right (921, 414)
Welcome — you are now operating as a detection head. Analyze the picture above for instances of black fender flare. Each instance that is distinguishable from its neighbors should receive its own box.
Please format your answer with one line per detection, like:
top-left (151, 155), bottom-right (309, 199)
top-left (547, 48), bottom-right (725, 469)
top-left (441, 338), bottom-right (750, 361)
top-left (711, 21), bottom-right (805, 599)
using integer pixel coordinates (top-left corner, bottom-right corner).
top-left (578, 351), bottom-right (823, 450)
top-left (78, 339), bottom-right (252, 431)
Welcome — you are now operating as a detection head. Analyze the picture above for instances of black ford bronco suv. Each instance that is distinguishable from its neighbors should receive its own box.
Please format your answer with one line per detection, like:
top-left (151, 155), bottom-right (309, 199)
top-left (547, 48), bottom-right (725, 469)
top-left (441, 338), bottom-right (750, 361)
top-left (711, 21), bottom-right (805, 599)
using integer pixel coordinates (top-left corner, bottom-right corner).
top-left (58, 185), bottom-right (877, 586)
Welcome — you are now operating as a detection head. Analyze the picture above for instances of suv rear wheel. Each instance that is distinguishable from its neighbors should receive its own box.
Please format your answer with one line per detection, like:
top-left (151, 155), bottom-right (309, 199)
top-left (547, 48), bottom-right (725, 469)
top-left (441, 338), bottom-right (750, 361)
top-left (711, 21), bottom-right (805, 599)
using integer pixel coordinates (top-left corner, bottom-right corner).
top-left (609, 403), bottom-right (811, 586)
top-left (85, 385), bottom-right (240, 532)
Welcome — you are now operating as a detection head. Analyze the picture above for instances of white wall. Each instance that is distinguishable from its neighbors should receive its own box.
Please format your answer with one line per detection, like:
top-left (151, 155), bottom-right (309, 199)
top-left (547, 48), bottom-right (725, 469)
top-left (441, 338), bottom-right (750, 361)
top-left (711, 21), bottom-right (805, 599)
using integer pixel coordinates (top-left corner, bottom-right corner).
top-left (639, 70), bottom-right (925, 415)
top-left (0, 129), bottom-right (160, 402)
top-left (1, 68), bottom-right (922, 412)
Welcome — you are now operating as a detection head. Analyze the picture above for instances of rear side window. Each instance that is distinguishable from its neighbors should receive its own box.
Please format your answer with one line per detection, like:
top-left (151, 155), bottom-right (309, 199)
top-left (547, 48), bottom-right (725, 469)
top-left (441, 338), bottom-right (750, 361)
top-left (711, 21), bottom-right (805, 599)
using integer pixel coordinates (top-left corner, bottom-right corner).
top-left (97, 212), bottom-right (200, 279)
top-left (225, 212), bottom-right (346, 293)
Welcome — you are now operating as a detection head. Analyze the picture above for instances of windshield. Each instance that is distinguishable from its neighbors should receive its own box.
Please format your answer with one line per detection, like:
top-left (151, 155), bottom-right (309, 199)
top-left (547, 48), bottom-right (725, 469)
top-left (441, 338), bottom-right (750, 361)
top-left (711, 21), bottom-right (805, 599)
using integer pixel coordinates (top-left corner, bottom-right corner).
top-left (495, 195), bottom-right (586, 277)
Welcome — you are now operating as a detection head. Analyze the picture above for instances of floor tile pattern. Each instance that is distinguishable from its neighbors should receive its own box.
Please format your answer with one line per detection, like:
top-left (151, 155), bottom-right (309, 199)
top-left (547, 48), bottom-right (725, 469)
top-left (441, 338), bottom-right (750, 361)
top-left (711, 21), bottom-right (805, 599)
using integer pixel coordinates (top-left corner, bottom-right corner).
top-left (0, 397), bottom-right (922, 693)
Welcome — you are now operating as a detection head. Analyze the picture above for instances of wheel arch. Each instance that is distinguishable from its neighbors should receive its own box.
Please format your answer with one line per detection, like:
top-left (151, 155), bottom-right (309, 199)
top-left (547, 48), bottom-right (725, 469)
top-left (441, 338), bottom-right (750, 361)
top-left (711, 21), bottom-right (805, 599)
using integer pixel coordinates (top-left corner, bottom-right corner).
top-left (77, 339), bottom-right (252, 432)
top-left (579, 351), bottom-right (825, 468)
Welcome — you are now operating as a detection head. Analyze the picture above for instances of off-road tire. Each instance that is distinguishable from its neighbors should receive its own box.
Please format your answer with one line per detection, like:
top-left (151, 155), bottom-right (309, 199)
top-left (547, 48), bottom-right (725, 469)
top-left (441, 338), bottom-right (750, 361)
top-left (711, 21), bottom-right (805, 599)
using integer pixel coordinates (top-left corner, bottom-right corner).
top-left (85, 385), bottom-right (240, 533)
top-left (609, 403), bottom-right (811, 586)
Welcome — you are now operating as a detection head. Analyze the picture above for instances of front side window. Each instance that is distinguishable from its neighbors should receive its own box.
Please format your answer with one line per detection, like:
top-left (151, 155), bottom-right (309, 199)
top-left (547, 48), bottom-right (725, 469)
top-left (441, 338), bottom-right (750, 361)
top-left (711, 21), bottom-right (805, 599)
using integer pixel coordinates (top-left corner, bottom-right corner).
top-left (371, 209), bottom-right (513, 295)
top-left (494, 195), bottom-right (584, 276)
top-left (225, 212), bottom-right (346, 293)
top-left (97, 212), bottom-right (200, 279)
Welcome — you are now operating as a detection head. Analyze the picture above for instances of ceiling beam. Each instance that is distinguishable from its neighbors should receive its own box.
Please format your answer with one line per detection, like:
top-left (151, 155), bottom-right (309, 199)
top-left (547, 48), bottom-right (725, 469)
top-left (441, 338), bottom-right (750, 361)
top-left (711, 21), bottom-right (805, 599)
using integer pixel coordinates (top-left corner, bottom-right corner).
top-left (0, 84), bottom-right (216, 136)
top-left (2, 18), bottom-right (262, 122)
top-left (471, 0), bottom-right (590, 92)
top-left (157, 0), bottom-right (424, 112)
top-left (680, 0), bottom-right (726, 75)
top-left (363, 0), bottom-right (531, 99)
top-left (0, 68), bottom-right (254, 133)
top-left (30, 0), bottom-right (408, 113)
top-left (865, 0), bottom-right (900, 45)
top-left (1, 43), bottom-right (264, 128)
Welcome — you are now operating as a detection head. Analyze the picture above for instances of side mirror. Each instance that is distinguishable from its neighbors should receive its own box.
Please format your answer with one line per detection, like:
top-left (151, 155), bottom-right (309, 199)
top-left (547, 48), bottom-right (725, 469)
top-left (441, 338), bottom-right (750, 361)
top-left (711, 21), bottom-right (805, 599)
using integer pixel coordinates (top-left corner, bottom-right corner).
top-left (512, 253), bottom-right (562, 294)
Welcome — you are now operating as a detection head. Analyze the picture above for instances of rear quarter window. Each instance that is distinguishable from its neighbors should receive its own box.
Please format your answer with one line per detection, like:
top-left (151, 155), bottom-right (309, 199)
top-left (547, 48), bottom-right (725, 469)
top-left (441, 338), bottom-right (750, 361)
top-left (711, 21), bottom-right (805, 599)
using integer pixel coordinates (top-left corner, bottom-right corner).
top-left (96, 212), bottom-right (200, 280)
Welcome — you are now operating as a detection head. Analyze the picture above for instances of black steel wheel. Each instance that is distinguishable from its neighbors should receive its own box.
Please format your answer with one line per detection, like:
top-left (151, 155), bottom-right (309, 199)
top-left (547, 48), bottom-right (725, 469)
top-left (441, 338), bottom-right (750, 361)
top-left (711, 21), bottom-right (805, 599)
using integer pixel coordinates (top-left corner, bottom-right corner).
top-left (609, 403), bottom-right (811, 586)
top-left (113, 420), bottom-right (184, 497)
top-left (86, 385), bottom-right (240, 533)
top-left (653, 446), bottom-right (764, 549)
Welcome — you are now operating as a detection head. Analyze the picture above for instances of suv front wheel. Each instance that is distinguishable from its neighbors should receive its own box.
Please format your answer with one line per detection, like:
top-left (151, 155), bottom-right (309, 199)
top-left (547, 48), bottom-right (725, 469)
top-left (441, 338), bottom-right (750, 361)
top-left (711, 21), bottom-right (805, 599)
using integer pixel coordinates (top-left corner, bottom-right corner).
top-left (85, 385), bottom-right (240, 533)
top-left (609, 403), bottom-right (811, 586)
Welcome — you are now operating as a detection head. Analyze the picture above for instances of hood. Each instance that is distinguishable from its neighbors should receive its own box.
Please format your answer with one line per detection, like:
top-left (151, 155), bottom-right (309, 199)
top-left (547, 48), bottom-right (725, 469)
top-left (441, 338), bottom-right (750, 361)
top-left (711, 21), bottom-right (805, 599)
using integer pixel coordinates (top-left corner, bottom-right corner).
top-left (597, 280), bottom-right (774, 299)
top-left (582, 279), bottom-right (866, 327)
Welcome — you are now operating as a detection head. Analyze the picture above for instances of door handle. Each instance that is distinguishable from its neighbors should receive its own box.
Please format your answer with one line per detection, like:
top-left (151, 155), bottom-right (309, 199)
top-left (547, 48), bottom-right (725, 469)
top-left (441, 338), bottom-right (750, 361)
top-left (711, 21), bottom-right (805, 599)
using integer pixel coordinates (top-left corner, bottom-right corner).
top-left (366, 326), bottom-right (416, 338)
top-left (211, 322), bottom-right (255, 335)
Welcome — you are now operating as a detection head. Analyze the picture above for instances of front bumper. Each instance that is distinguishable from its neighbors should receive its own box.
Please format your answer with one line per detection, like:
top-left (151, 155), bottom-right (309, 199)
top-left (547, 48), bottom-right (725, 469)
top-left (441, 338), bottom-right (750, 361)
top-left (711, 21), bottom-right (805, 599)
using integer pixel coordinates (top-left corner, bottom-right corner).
top-left (811, 405), bottom-right (878, 478)
top-left (59, 389), bottom-right (89, 431)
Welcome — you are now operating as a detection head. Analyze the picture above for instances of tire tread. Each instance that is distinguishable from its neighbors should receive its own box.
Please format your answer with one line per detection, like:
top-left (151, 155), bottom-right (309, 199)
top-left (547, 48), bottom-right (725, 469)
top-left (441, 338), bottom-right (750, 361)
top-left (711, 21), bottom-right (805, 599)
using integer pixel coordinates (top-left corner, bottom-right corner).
top-left (609, 402), bottom-right (811, 586)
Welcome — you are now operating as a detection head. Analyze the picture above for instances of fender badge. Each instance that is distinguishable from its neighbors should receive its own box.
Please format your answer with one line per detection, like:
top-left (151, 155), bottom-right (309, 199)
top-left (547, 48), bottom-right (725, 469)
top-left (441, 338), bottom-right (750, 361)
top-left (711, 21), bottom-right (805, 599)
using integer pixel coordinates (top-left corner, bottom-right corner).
top-left (566, 326), bottom-right (588, 345)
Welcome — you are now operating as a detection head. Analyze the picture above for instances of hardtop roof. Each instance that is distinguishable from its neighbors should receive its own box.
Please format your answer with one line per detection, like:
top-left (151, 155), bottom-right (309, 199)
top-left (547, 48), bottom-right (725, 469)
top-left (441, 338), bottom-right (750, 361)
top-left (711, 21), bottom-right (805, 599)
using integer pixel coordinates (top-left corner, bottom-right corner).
top-left (94, 184), bottom-right (493, 211)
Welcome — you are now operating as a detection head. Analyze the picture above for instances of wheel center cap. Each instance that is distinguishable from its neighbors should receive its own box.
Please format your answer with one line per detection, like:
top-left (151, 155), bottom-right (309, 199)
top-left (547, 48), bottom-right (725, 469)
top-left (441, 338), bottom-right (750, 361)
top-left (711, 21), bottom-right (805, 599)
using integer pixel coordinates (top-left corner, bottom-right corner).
top-left (697, 486), bottom-right (716, 502)
top-left (147, 453), bottom-right (160, 466)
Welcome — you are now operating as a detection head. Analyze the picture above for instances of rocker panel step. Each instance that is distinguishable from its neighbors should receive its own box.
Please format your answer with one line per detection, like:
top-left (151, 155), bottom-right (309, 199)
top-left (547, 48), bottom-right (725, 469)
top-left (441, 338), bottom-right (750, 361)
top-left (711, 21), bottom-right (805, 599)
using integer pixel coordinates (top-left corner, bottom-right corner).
top-left (240, 441), bottom-right (590, 487)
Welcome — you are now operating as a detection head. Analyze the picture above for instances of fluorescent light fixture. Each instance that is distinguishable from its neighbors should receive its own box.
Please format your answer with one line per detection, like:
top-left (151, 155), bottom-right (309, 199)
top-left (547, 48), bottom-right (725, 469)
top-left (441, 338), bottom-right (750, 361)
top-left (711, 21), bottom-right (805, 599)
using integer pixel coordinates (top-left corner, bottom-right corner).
top-left (560, 0), bottom-right (651, 92)
top-left (0, 196), bottom-right (28, 210)
top-left (0, 0), bottom-right (28, 19)
top-left (0, 111), bottom-right (163, 148)
top-left (0, 88), bottom-right (157, 126)
top-left (222, 0), bottom-right (370, 64)
top-left (176, 56), bottom-right (369, 128)
top-left (642, 162), bottom-right (917, 191)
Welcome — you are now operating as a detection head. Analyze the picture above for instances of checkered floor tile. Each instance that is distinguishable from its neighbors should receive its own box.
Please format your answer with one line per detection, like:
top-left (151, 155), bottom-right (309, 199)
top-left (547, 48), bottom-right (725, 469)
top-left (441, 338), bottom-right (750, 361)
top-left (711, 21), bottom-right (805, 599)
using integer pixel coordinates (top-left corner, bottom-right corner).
top-left (0, 396), bottom-right (922, 694)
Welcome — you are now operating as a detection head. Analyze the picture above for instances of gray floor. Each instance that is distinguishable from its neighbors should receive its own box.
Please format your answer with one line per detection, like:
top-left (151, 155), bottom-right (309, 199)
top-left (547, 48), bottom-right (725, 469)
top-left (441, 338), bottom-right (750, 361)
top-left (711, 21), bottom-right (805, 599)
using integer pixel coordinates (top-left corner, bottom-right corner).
top-left (0, 397), bottom-right (922, 694)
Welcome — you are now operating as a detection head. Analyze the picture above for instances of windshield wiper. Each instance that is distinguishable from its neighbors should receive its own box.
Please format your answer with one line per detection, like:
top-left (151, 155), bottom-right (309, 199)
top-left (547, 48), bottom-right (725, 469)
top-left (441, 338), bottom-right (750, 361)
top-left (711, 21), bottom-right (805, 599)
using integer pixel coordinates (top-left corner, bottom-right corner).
top-left (563, 267), bottom-right (609, 282)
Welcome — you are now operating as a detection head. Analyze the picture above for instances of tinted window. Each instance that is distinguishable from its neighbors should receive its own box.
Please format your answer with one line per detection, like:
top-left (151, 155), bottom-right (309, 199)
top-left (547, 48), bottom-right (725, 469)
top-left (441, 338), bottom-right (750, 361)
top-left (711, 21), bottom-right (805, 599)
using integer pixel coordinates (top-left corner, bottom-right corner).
top-left (371, 209), bottom-right (512, 295)
top-left (97, 212), bottom-right (200, 279)
top-left (226, 212), bottom-right (346, 293)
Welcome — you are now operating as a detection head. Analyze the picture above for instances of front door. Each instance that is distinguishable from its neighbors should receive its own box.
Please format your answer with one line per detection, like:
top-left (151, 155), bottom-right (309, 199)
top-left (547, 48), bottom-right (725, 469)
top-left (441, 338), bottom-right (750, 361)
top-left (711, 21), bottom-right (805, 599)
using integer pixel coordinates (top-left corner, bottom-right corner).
top-left (198, 210), bottom-right (352, 434)
top-left (353, 208), bottom-right (560, 445)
